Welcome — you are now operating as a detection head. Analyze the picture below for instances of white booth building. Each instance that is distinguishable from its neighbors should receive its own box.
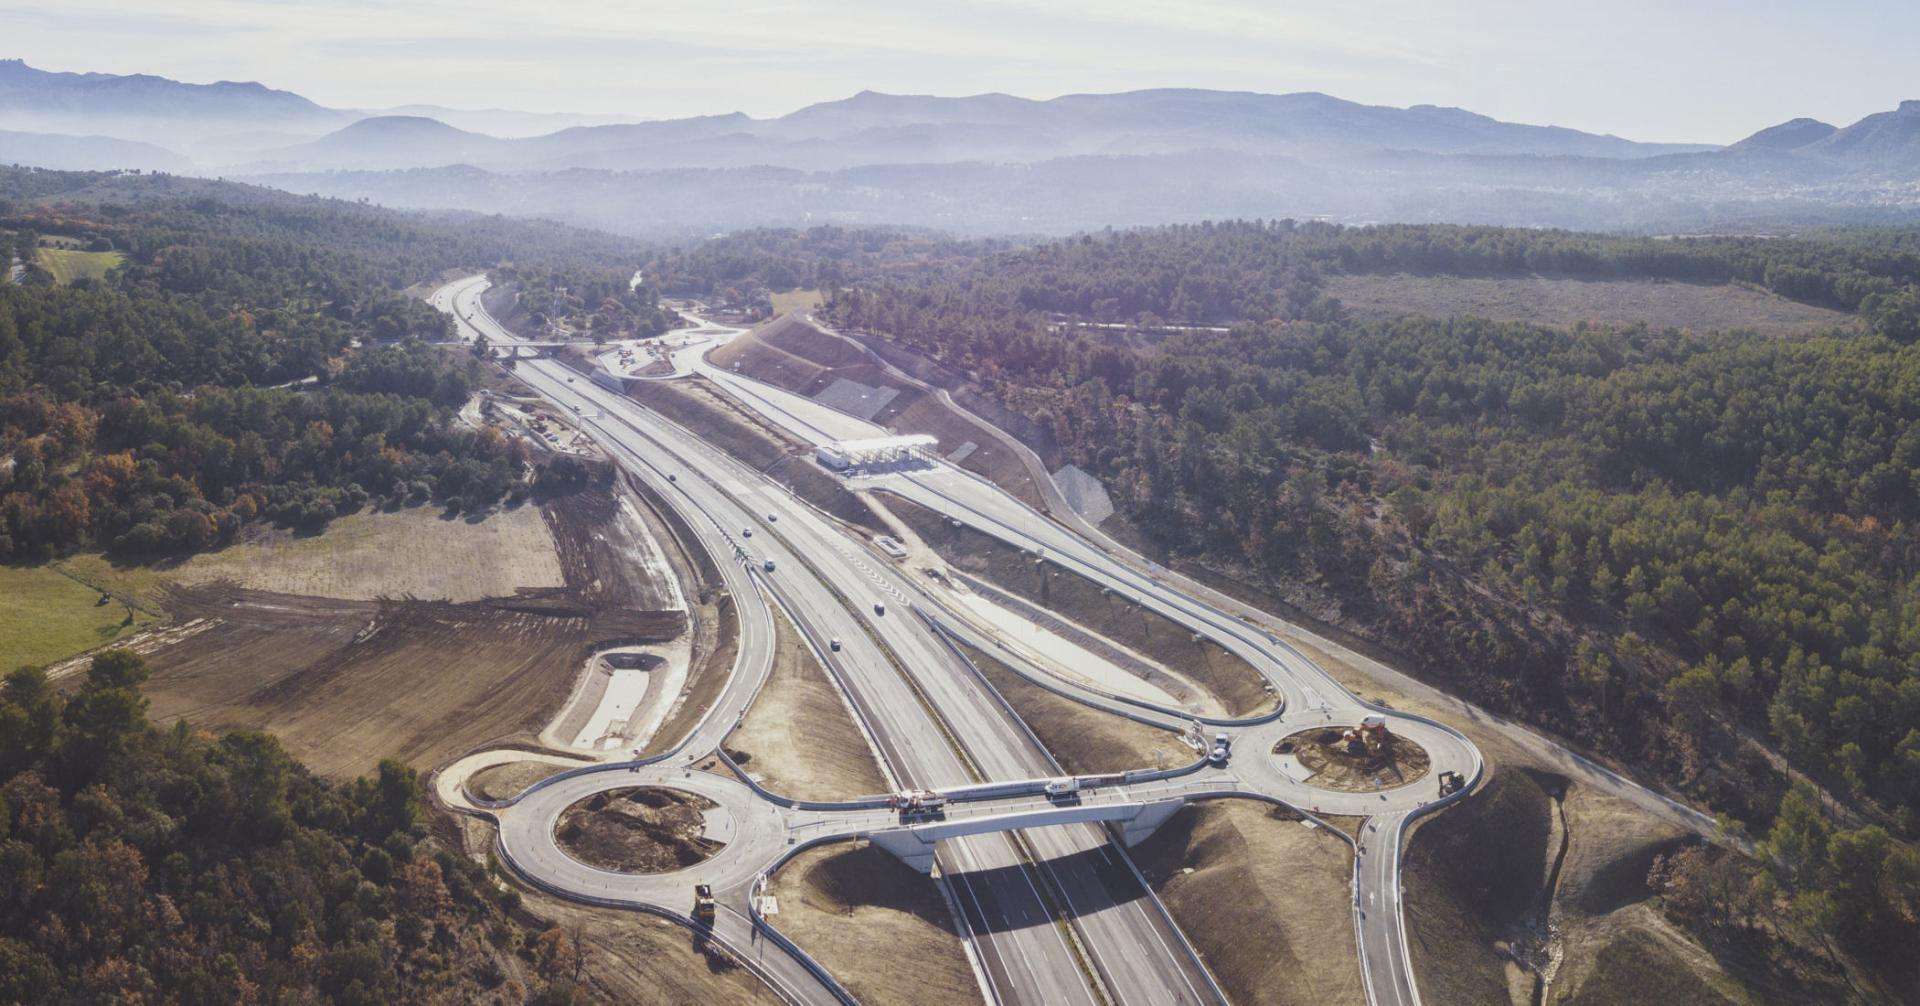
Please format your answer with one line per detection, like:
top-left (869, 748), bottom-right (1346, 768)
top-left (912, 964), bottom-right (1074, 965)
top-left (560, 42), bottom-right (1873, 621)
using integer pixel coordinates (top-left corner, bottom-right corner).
top-left (815, 434), bottom-right (938, 470)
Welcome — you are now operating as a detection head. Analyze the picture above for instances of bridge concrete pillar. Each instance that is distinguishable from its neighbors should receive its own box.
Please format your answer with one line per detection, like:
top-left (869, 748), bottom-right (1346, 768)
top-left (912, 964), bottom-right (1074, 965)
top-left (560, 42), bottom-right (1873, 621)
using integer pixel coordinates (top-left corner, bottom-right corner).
top-left (868, 830), bottom-right (937, 874)
top-left (1118, 800), bottom-right (1183, 847)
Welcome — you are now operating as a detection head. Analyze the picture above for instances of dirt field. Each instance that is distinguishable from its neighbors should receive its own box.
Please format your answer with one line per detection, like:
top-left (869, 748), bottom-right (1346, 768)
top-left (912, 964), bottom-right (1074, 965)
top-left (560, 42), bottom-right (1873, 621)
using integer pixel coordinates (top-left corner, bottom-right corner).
top-left (767, 841), bottom-right (983, 1006)
top-left (504, 877), bottom-right (779, 1006)
top-left (555, 786), bottom-right (723, 873)
top-left (141, 584), bottom-right (680, 779)
top-left (956, 639), bottom-right (1193, 775)
top-left (1131, 801), bottom-right (1362, 1005)
top-left (170, 503), bottom-right (565, 602)
top-left (887, 494), bottom-right (1275, 716)
top-left (724, 609), bottom-right (887, 801)
top-left (710, 315), bottom-right (1047, 507)
top-left (1326, 273), bottom-right (1860, 336)
top-left (469, 760), bottom-right (571, 803)
top-left (137, 490), bottom-right (684, 780)
top-left (1277, 726), bottom-right (1430, 792)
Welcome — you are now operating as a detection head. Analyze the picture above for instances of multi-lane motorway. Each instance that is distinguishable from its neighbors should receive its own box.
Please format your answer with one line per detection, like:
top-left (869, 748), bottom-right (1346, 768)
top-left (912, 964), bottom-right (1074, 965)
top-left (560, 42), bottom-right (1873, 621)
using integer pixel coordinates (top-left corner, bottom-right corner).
top-left (429, 275), bottom-right (1481, 1006)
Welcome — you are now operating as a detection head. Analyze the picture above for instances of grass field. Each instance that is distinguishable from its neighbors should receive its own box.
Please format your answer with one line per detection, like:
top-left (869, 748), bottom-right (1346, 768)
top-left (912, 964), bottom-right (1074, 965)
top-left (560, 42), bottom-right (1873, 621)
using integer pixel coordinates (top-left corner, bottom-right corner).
top-left (170, 503), bottom-right (564, 601)
top-left (0, 564), bottom-right (159, 670)
top-left (769, 288), bottom-right (825, 317)
top-left (1326, 273), bottom-right (1859, 336)
top-left (35, 246), bottom-right (124, 285)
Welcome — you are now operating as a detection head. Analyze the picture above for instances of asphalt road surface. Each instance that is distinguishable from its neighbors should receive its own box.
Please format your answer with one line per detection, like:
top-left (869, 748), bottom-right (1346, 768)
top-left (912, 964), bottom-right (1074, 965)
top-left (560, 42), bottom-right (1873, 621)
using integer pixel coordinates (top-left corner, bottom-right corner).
top-left (430, 276), bottom-right (1488, 1006)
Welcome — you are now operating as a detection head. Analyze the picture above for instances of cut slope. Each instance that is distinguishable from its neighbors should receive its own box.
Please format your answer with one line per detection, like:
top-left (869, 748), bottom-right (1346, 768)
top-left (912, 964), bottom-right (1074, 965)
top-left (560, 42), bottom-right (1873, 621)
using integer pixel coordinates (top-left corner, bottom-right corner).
top-left (1130, 801), bottom-right (1362, 1005)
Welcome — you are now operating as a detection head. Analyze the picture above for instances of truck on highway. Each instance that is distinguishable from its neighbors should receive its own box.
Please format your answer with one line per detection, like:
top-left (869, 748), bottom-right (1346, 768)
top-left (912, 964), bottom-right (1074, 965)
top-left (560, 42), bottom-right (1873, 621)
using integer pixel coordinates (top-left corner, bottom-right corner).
top-left (1044, 777), bottom-right (1080, 797)
top-left (888, 789), bottom-right (947, 816)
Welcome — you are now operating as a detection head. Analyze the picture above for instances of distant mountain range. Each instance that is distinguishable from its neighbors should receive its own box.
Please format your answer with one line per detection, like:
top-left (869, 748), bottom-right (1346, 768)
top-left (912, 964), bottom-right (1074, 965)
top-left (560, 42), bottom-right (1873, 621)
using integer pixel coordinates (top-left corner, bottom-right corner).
top-left (0, 58), bottom-right (638, 153)
top-left (243, 87), bottom-right (1720, 174)
top-left (4, 57), bottom-right (1918, 236)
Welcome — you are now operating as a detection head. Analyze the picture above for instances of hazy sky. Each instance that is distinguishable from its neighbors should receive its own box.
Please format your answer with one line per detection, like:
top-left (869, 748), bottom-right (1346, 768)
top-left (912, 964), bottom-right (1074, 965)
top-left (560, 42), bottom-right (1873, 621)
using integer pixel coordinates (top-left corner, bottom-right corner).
top-left (4, 0), bottom-right (1916, 142)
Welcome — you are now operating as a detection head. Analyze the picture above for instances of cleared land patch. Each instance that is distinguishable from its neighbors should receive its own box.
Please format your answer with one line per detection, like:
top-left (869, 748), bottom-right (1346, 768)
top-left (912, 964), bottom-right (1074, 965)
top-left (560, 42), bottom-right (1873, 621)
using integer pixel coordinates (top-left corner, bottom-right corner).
top-left (769, 288), bottom-right (825, 317)
top-left (139, 490), bottom-right (684, 779)
top-left (724, 609), bottom-right (887, 801)
top-left (555, 786), bottom-right (723, 873)
top-left (0, 563), bottom-right (159, 669)
top-left (1326, 273), bottom-right (1858, 336)
top-left (1131, 801), bottom-right (1362, 1005)
top-left (35, 246), bottom-right (123, 284)
top-left (170, 503), bottom-right (565, 601)
top-left (141, 585), bottom-right (681, 778)
top-left (767, 842), bottom-right (983, 1006)
top-left (887, 494), bottom-right (1275, 716)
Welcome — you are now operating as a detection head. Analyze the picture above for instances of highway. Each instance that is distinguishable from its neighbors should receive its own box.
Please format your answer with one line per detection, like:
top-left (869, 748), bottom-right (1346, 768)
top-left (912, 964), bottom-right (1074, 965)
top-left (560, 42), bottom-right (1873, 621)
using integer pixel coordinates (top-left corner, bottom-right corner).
top-left (429, 275), bottom-right (1486, 1006)
top-left (691, 315), bottom-right (1481, 1006)
top-left (433, 277), bottom-right (1222, 1006)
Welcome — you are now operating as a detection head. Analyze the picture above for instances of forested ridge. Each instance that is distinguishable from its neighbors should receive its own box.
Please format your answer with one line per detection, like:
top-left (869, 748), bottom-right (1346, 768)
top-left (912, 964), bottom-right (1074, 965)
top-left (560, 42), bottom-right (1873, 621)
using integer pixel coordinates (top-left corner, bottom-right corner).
top-left (0, 167), bottom-right (650, 561)
top-left (827, 218), bottom-right (1920, 334)
top-left (0, 650), bottom-right (593, 1003)
top-left (818, 220), bottom-right (1920, 980)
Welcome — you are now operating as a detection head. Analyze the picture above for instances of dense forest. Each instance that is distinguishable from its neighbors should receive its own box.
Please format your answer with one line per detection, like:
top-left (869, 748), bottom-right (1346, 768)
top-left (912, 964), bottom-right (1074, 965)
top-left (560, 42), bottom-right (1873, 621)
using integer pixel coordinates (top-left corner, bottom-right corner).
top-left (0, 650), bottom-right (591, 1003)
top-left (0, 167), bottom-right (645, 561)
top-left (840, 219), bottom-right (1920, 336)
top-left (817, 219), bottom-right (1920, 978)
top-left (820, 222), bottom-right (1920, 867)
top-left (488, 264), bottom-right (675, 342)
top-left (644, 225), bottom-right (1001, 317)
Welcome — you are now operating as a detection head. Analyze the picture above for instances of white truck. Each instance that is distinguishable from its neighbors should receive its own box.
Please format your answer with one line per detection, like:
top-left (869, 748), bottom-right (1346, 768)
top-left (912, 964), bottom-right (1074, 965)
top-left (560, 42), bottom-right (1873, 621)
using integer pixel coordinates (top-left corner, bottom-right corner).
top-left (1208, 731), bottom-right (1232, 765)
top-left (1044, 777), bottom-right (1080, 797)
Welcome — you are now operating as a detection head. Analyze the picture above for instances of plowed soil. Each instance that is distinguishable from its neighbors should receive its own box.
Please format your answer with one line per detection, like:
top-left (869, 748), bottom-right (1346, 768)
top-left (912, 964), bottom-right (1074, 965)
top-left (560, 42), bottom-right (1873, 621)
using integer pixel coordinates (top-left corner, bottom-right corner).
top-left (137, 489), bottom-right (685, 779)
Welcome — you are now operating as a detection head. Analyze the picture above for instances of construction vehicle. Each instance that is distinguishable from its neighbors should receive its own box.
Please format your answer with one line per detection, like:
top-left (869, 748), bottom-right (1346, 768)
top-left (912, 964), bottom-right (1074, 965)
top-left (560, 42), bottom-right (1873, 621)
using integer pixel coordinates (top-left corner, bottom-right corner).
top-left (693, 884), bottom-right (715, 923)
top-left (1438, 770), bottom-right (1464, 796)
top-left (1342, 715), bottom-right (1390, 757)
top-left (1044, 777), bottom-right (1081, 797)
top-left (888, 789), bottom-right (947, 816)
